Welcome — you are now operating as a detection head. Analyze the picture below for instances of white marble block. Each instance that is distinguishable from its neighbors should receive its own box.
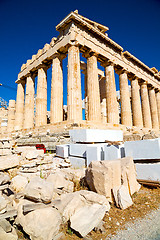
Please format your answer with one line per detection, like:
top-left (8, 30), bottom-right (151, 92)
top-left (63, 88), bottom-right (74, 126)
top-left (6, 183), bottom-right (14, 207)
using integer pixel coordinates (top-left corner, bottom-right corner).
top-left (124, 138), bottom-right (160, 160)
top-left (136, 163), bottom-right (160, 182)
top-left (69, 156), bottom-right (86, 168)
top-left (69, 144), bottom-right (87, 158)
top-left (86, 145), bottom-right (103, 166)
top-left (56, 144), bottom-right (69, 158)
top-left (69, 129), bottom-right (123, 143)
top-left (104, 144), bottom-right (125, 161)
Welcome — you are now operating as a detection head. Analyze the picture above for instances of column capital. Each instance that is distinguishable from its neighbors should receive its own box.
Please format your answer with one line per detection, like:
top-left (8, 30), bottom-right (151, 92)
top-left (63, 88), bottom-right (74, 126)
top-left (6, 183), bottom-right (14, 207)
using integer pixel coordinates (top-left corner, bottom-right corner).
top-left (101, 60), bottom-right (114, 68)
top-left (155, 88), bottom-right (160, 93)
top-left (51, 52), bottom-right (66, 61)
top-left (37, 63), bottom-right (48, 71)
top-left (82, 50), bottom-right (98, 59)
top-left (148, 84), bottom-right (155, 90)
top-left (115, 67), bottom-right (128, 75)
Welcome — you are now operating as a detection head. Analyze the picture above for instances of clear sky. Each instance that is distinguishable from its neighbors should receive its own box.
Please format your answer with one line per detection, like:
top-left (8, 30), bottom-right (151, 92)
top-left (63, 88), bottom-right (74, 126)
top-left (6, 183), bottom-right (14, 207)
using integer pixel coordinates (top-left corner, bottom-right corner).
top-left (0, 0), bottom-right (160, 110)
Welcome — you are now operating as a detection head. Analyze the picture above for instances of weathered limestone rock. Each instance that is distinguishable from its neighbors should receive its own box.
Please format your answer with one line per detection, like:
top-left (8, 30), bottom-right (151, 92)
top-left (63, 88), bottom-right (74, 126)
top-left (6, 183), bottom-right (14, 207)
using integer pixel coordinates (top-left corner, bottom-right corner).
top-left (0, 219), bottom-right (12, 233)
top-left (113, 185), bottom-right (133, 210)
top-left (25, 150), bottom-right (44, 160)
top-left (16, 207), bottom-right (61, 240)
top-left (11, 175), bottom-right (28, 193)
top-left (120, 157), bottom-right (141, 195)
top-left (86, 160), bottom-right (121, 201)
top-left (0, 196), bottom-right (8, 212)
top-left (0, 155), bottom-right (19, 170)
top-left (53, 190), bottom-right (110, 222)
top-left (0, 226), bottom-right (18, 240)
top-left (46, 172), bottom-right (74, 192)
top-left (24, 177), bottom-right (54, 203)
top-left (0, 173), bottom-right (10, 185)
top-left (70, 204), bottom-right (107, 237)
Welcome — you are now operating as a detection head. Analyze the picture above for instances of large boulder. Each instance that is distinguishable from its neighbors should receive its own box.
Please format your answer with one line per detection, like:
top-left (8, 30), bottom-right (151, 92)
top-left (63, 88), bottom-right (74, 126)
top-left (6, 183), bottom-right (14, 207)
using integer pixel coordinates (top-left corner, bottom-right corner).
top-left (86, 160), bottom-right (121, 201)
top-left (24, 177), bottom-right (54, 203)
top-left (46, 172), bottom-right (74, 192)
top-left (120, 157), bottom-right (141, 195)
top-left (16, 207), bottom-right (61, 240)
top-left (70, 204), bottom-right (107, 237)
top-left (11, 175), bottom-right (28, 193)
top-left (53, 190), bottom-right (110, 222)
top-left (0, 196), bottom-right (8, 212)
top-left (0, 155), bottom-right (19, 170)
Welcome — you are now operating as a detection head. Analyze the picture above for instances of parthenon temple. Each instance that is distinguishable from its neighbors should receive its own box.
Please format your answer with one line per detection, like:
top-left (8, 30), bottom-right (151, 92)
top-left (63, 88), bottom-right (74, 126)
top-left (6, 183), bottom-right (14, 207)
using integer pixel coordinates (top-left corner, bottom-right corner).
top-left (3, 10), bottom-right (160, 135)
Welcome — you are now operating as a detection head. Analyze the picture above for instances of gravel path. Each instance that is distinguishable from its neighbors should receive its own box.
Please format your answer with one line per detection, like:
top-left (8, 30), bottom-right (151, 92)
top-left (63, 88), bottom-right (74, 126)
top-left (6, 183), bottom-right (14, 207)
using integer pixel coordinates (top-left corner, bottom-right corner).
top-left (106, 207), bottom-right (160, 240)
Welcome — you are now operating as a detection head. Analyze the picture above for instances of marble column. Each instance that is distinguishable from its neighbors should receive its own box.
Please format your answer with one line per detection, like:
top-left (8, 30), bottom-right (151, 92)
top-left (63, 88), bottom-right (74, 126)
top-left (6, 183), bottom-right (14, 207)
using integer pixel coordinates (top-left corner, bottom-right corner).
top-left (67, 45), bottom-right (82, 121)
top-left (119, 70), bottom-right (132, 126)
top-left (35, 65), bottom-right (47, 127)
top-left (50, 54), bottom-right (63, 124)
top-left (14, 81), bottom-right (25, 130)
top-left (7, 100), bottom-right (16, 132)
top-left (86, 53), bottom-right (101, 121)
top-left (24, 74), bottom-right (35, 129)
top-left (140, 82), bottom-right (152, 128)
top-left (131, 78), bottom-right (143, 127)
top-left (148, 87), bottom-right (159, 129)
top-left (155, 90), bottom-right (160, 129)
top-left (104, 62), bottom-right (119, 124)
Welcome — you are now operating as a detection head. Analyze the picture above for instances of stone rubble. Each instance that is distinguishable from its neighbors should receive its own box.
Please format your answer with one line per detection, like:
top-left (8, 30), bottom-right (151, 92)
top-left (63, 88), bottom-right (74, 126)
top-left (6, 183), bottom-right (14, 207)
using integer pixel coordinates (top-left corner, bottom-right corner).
top-left (0, 139), bottom-right (142, 239)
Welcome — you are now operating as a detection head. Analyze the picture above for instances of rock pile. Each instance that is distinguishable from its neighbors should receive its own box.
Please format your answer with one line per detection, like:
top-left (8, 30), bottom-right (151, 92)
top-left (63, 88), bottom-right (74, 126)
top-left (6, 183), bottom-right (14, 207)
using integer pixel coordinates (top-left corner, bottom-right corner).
top-left (0, 144), bottom-right (140, 239)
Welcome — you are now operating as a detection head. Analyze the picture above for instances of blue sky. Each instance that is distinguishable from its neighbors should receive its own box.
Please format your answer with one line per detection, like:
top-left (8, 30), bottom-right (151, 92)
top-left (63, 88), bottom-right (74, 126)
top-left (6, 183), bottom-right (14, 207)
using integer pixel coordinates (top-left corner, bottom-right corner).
top-left (0, 0), bottom-right (160, 110)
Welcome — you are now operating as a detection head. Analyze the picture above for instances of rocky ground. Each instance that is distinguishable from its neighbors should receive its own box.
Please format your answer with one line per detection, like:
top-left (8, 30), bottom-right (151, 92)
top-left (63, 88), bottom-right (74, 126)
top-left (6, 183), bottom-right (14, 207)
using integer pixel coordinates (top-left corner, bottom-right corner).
top-left (0, 146), bottom-right (159, 240)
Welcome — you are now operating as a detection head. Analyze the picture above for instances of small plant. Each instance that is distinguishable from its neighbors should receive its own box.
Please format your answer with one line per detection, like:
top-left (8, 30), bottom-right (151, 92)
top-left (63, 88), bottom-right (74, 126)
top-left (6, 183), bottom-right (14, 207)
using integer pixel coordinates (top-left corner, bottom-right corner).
top-left (67, 227), bottom-right (73, 235)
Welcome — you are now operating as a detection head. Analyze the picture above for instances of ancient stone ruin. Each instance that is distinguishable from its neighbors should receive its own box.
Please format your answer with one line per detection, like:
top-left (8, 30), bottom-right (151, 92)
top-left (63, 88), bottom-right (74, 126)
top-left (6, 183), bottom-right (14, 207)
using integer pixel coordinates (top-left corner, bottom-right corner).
top-left (1, 10), bottom-right (160, 138)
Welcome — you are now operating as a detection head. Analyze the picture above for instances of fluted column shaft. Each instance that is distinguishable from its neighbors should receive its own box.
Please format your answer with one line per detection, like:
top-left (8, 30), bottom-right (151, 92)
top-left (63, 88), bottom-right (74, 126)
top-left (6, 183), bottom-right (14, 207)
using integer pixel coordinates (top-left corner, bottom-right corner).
top-left (7, 100), bottom-right (16, 132)
top-left (105, 63), bottom-right (119, 124)
top-left (149, 87), bottom-right (159, 129)
top-left (24, 75), bottom-right (35, 129)
top-left (87, 54), bottom-right (101, 121)
top-left (140, 82), bottom-right (152, 128)
top-left (119, 71), bottom-right (132, 126)
top-left (155, 90), bottom-right (160, 128)
top-left (35, 66), bottom-right (47, 127)
top-left (131, 78), bottom-right (143, 127)
top-left (14, 82), bottom-right (25, 130)
top-left (67, 45), bottom-right (82, 121)
top-left (50, 55), bottom-right (63, 123)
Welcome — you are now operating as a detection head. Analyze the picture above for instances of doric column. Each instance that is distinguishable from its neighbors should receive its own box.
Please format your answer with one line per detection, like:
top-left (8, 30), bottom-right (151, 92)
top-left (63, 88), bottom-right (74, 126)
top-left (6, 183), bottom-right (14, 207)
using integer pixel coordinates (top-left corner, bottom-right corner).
top-left (14, 81), bottom-right (25, 130)
top-left (155, 90), bottom-right (160, 128)
top-left (67, 44), bottom-right (82, 121)
top-left (104, 62), bottom-right (119, 124)
top-left (119, 70), bottom-right (132, 126)
top-left (24, 74), bottom-right (35, 129)
top-left (7, 100), bottom-right (16, 132)
top-left (35, 65), bottom-right (47, 127)
top-left (148, 87), bottom-right (159, 129)
top-left (140, 82), bottom-right (152, 128)
top-left (131, 78), bottom-right (143, 127)
top-left (86, 52), bottom-right (101, 121)
top-left (50, 54), bottom-right (64, 123)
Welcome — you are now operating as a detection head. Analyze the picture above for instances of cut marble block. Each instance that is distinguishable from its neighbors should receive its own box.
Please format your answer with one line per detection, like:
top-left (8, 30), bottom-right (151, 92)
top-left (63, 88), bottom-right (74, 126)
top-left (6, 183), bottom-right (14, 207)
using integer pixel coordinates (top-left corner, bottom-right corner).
top-left (56, 145), bottom-right (69, 158)
top-left (69, 143), bottom-right (108, 158)
top-left (104, 144), bottom-right (125, 161)
top-left (136, 163), bottom-right (160, 182)
top-left (124, 138), bottom-right (160, 160)
top-left (86, 145), bottom-right (103, 166)
top-left (69, 129), bottom-right (123, 143)
top-left (69, 144), bottom-right (87, 158)
top-left (69, 156), bottom-right (86, 168)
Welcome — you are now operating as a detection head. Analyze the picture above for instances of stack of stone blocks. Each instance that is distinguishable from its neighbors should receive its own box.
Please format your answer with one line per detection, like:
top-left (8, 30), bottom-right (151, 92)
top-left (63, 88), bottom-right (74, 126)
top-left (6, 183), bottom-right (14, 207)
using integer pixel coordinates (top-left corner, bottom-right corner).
top-left (56, 129), bottom-right (124, 168)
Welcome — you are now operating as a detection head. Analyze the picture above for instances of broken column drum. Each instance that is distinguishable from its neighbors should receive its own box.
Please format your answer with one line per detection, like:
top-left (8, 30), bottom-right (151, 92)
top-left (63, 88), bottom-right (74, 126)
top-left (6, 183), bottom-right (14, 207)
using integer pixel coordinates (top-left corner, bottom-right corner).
top-left (12, 11), bottom-right (160, 133)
